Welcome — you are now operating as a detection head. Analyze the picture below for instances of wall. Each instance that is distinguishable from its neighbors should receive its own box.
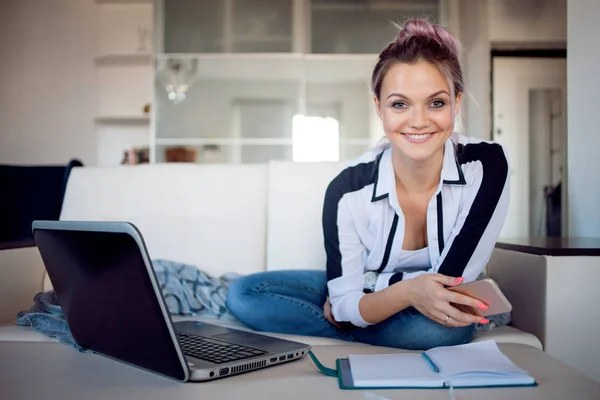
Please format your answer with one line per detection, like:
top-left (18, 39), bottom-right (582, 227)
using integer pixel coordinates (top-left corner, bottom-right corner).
top-left (567, 0), bottom-right (600, 237)
top-left (0, 0), bottom-right (97, 166)
top-left (489, 0), bottom-right (567, 45)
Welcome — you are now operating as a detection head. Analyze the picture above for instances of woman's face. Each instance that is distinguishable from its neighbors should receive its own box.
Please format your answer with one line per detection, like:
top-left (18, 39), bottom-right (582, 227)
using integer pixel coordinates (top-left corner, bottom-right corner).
top-left (376, 61), bottom-right (461, 163)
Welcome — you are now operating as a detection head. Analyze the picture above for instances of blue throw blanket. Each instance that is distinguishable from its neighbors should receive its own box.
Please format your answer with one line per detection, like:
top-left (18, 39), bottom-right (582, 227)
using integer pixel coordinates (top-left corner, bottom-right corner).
top-left (16, 259), bottom-right (241, 352)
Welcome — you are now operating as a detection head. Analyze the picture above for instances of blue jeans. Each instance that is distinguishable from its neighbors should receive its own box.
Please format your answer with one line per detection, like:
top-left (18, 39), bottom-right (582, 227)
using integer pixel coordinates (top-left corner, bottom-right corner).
top-left (226, 270), bottom-right (476, 350)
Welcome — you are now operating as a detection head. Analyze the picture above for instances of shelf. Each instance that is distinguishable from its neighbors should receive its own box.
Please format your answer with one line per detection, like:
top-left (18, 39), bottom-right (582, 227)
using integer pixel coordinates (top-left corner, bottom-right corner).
top-left (154, 138), bottom-right (373, 146)
top-left (155, 53), bottom-right (378, 83)
top-left (232, 36), bottom-right (292, 43)
top-left (96, 116), bottom-right (150, 124)
top-left (155, 138), bottom-right (293, 146)
top-left (95, 54), bottom-right (153, 66)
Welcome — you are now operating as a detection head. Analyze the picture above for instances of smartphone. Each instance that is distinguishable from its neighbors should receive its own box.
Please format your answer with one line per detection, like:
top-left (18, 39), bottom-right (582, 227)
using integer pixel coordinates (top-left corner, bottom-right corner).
top-left (447, 278), bottom-right (512, 317)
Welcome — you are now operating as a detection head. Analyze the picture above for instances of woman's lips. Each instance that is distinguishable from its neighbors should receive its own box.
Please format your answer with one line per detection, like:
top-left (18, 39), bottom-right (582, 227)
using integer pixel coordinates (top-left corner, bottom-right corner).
top-left (402, 132), bottom-right (435, 143)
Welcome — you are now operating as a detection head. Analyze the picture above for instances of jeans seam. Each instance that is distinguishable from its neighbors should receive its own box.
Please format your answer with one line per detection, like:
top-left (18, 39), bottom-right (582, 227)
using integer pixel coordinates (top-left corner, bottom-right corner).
top-left (252, 280), bottom-right (323, 296)
top-left (262, 292), bottom-right (355, 342)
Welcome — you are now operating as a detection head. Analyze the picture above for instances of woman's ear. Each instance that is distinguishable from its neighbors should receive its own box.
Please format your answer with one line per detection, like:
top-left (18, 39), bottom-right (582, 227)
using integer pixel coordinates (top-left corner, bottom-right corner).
top-left (454, 92), bottom-right (463, 115)
top-left (373, 96), bottom-right (382, 120)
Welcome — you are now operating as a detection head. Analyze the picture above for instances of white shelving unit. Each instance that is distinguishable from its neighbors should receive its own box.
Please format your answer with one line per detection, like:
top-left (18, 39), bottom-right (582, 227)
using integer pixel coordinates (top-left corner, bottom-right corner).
top-left (95, 116), bottom-right (151, 124)
top-left (152, 50), bottom-right (381, 163)
top-left (95, 0), bottom-right (154, 165)
top-left (84, 0), bottom-right (449, 164)
top-left (150, 0), bottom-right (446, 164)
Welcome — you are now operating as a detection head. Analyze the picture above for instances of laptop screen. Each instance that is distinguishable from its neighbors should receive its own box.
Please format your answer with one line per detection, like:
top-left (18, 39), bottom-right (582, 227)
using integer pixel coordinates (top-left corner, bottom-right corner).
top-left (34, 227), bottom-right (187, 381)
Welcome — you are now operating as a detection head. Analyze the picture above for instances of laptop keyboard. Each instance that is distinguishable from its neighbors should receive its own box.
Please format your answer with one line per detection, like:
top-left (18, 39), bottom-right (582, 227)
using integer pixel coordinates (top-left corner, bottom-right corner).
top-left (177, 331), bottom-right (267, 364)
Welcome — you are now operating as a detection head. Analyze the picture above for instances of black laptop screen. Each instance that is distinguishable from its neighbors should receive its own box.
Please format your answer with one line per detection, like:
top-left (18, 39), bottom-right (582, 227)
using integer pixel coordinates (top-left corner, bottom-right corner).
top-left (34, 228), bottom-right (187, 381)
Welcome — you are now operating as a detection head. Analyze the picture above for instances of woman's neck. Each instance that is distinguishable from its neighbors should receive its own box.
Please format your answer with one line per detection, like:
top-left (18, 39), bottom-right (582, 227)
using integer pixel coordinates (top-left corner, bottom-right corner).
top-left (392, 148), bottom-right (444, 194)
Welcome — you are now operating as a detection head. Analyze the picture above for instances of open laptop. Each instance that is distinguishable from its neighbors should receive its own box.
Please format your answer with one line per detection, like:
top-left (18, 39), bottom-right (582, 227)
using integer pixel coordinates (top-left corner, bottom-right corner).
top-left (31, 220), bottom-right (311, 382)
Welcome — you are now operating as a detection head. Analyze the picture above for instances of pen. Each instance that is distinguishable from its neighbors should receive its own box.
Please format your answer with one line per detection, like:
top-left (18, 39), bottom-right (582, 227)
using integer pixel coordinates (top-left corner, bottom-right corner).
top-left (421, 352), bottom-right (440, 373)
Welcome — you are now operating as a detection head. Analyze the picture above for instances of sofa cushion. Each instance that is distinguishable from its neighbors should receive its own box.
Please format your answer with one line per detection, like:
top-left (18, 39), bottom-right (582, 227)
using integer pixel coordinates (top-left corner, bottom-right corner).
top-left (0, 323), bottom-right (56, 342)
top-left (0, 318), bottom-right (542, 350)
top-left (474, 326), bottom-right (542, 350)
top-left (266, 161), bottom-right (345, 271)
top-left (59, 164), bottom-right (268, 277)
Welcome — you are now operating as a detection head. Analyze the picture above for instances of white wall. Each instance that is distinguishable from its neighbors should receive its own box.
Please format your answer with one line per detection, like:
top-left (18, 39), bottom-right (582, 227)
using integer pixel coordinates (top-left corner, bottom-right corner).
top-left (567, 0), bottom-right (600, 237)
top-left (489, 0), bottom-right (567, 45)
top-left (0, 0), bottom-right (97, 166)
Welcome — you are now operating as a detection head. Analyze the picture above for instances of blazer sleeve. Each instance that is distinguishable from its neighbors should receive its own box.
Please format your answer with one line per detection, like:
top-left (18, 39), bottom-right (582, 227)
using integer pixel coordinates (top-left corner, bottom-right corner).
top-left (323, 185), bottom-right (372, 328)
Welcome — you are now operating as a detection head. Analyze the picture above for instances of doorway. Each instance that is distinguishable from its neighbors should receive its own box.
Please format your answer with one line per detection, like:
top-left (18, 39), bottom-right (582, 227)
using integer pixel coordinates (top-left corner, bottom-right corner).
top-left (492, 53), bottom-right (567, 238)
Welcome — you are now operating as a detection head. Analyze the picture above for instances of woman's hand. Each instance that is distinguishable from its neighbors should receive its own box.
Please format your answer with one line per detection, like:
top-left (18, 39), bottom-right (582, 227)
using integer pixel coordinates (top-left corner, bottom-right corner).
top-left (323, 297), bottom-right (342, 328)
top-left (406, 274), bottom-right (489, 327)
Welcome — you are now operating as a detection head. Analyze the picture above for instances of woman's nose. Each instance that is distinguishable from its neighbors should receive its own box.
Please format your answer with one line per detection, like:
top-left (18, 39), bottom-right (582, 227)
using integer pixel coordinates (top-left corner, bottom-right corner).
top-left (408, 107), bottom-right (429, 130)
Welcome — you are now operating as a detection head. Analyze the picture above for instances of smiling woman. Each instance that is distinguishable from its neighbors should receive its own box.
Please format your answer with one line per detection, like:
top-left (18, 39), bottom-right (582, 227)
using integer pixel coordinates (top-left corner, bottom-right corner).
top-left (226, 18), bottom-right (511, 351)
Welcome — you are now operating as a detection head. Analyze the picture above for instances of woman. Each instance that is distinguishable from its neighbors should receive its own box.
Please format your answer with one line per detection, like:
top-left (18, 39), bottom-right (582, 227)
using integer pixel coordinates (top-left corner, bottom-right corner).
top-left (226, 18), bottom-right (510, 350)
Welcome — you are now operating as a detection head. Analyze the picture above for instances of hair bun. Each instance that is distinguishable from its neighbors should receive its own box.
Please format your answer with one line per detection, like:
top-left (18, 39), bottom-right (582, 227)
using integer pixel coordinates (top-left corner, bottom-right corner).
top-left (396, 18), bottom-right (460, 58)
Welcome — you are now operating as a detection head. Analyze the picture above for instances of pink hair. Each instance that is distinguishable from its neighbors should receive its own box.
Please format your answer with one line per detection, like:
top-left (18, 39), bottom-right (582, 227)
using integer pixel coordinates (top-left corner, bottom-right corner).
top-left (371, 18), bottom-right (464, 107)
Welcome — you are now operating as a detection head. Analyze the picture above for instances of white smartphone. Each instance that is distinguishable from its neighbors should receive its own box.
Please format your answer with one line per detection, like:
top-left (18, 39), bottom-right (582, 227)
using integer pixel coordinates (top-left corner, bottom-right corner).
top-left (447, 278), bottom-right (513, 317)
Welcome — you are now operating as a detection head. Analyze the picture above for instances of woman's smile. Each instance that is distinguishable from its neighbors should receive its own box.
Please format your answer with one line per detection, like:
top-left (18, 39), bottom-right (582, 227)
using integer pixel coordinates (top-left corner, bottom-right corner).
top-left (401, 132), bottom-right (436, 143)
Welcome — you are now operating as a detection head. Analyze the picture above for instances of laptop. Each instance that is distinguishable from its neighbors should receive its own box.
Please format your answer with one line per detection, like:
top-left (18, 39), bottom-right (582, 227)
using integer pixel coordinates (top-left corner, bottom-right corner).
top-left (31, 220), bottom-right (311, 382)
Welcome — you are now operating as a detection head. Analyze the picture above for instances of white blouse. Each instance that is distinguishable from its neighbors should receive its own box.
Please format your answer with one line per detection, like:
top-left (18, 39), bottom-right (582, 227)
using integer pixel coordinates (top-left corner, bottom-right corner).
top-left (323, 133), bottom-right (511, 327)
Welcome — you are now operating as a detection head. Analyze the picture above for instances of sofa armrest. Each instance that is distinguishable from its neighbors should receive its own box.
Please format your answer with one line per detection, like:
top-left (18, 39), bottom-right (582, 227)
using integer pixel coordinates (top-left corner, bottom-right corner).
top-left (486, 248), bottom-right (547, 348)
top-left (0, 245), bottom-right (46, 324)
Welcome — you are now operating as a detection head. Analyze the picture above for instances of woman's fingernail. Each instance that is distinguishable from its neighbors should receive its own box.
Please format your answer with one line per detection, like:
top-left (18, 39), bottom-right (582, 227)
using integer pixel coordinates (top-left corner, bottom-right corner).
top-left (478, 303), bottom-right (489, 310)
top-left (480, 318), bottom-right (489, 324)
top-left (455, 277), bottom-right (464, 283)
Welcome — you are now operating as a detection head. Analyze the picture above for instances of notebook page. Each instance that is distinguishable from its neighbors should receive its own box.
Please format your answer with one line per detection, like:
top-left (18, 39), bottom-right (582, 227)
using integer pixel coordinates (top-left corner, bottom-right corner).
top-left (348, 353), bottom-right (441, 387)
top-left (449, 373), bottom-right (535, 387)
top-left (426, 340), bottom-right (530, 379)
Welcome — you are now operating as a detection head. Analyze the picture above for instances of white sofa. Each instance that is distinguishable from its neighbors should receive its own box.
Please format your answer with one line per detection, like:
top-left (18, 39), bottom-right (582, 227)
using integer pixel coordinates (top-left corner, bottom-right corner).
top-left (0, 161), bottom-right (542, 350)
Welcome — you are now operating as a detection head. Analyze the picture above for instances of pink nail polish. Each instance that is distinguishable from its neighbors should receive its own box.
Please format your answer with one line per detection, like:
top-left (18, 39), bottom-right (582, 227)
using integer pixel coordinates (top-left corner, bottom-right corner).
top-left (455, 277), bottom-right (464, 283)
top-left (478, 303), bottom-right (489, 310)
top-left (480, 318), bottom-right (489, 324)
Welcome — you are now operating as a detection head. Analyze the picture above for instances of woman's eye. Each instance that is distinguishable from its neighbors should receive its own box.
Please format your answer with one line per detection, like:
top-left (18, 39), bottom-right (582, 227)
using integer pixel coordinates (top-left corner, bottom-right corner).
top-left (431, 100), bottom-right (446, 108)
top-left (392, 101), bottom-right (407, 109)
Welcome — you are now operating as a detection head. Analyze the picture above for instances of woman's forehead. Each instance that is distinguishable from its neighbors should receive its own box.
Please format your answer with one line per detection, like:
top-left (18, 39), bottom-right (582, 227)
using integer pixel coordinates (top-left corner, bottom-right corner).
top-left (381, 62), bottom-right (450, 98)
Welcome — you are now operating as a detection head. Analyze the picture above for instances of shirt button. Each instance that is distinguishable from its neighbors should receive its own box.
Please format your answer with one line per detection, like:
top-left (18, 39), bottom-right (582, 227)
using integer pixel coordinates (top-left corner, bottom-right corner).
top-left (432, 236), bottom-right (437, 242)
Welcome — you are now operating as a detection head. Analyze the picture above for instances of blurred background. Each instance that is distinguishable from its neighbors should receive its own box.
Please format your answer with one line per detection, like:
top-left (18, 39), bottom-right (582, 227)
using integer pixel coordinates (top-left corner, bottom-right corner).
top-left (1, 0), bottom-right (598, 238)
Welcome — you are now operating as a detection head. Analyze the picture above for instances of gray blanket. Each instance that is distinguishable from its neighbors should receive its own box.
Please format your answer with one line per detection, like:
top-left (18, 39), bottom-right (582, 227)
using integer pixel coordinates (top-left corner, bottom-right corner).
top-left (16, 259), bottom-right (241, 351)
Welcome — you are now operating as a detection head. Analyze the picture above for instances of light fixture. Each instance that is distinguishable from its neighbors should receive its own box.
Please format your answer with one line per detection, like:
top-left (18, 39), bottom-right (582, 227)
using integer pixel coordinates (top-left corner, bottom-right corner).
top-left (157, 58), bottom-right (198, 105)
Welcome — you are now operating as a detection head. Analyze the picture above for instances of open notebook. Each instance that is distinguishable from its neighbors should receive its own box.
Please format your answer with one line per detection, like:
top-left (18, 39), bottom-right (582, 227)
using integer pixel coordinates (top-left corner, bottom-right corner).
top-left (309, 340), bottom-right (537, 390)
top-left (347, 340), bottom-right (536, 389)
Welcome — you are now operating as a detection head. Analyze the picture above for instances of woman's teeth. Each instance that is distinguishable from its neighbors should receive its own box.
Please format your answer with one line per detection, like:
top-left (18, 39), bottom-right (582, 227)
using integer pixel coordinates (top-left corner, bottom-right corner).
top-left (405, 133), bottom-right (432, 140)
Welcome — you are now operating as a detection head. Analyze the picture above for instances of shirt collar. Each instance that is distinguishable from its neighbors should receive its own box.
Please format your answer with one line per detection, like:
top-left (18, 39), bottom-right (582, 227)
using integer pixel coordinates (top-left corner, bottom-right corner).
top-left (440, 138), bottom-right (467, 185)
top-left (371, 138), bottom-right (466, 204)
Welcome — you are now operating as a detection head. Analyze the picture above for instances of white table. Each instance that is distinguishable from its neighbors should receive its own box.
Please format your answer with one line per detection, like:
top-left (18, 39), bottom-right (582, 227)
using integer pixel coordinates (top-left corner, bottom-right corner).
top-left (489, 237), bottom-right (600, 382)
top-left (1, 341), bottom-right (599, 400)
